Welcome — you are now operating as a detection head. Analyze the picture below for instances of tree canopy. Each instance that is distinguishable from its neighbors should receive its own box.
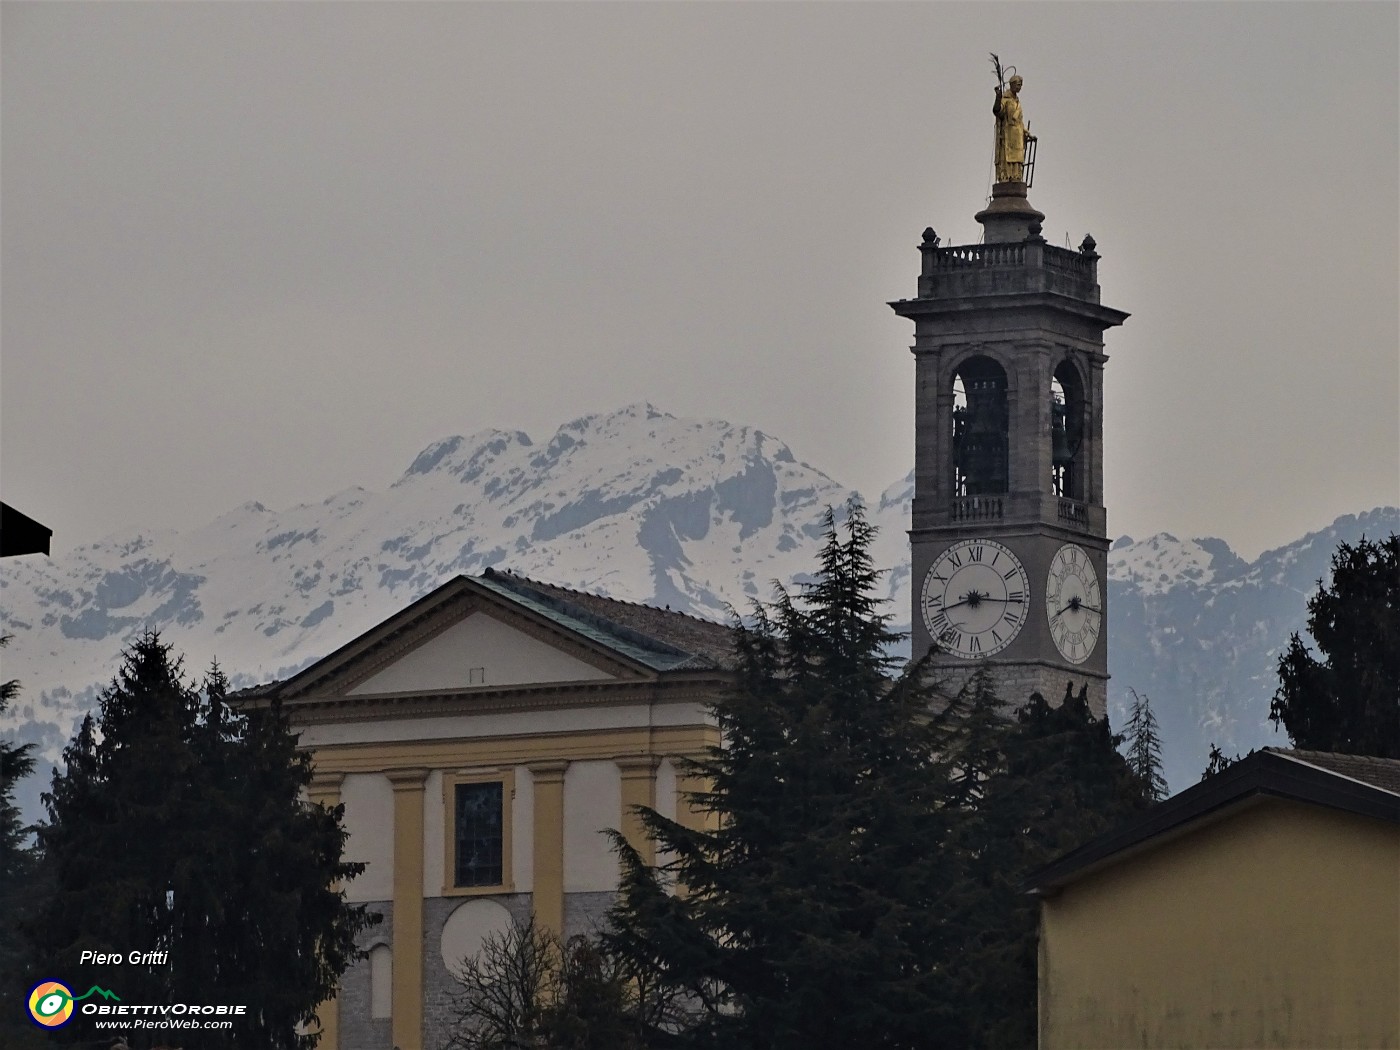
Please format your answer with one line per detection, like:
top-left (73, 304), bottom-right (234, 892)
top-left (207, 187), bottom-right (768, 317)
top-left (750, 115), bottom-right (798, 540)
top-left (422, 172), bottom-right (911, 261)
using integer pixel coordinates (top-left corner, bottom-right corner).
top-left (27, 631), bottom-right (377, 1049)
top-left (944, 682), bottom-right (1149, 1048)
top-left (1, 635), bottom-right (47, 1050)
top-left (1270, 534), bottom-right (1400, 757)
top-left (0, 636), bottom-right (34, 882)
top-left (603, 504), bottom-right (1150, 1049)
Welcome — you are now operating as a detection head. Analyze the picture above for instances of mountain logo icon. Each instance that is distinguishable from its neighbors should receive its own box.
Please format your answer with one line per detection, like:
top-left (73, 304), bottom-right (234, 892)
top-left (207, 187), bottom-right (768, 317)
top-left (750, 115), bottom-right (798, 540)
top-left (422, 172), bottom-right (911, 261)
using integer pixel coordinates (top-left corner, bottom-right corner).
top-left (27, 980), bottom-right (121, 1028)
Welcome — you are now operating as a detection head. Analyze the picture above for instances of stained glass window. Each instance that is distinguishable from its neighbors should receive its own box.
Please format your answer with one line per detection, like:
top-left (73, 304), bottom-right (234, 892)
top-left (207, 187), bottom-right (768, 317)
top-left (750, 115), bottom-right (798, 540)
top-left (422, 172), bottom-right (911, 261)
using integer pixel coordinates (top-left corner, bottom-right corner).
top-left (454, 781), bottom-right (504, 887)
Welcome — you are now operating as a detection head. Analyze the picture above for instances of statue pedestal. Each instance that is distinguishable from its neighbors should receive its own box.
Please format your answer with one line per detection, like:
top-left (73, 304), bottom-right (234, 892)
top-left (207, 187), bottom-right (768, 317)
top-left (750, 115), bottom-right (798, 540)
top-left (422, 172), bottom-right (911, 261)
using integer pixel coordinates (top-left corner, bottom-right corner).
top-left (975, 181), bottom-right (1045, 244)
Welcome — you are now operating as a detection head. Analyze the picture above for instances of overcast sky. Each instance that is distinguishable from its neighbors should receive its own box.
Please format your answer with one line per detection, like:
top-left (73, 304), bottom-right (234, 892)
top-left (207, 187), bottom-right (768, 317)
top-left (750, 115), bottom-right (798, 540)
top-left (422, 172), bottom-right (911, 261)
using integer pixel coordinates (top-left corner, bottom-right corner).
top-left (3, 2), bottom-right (1396, 562)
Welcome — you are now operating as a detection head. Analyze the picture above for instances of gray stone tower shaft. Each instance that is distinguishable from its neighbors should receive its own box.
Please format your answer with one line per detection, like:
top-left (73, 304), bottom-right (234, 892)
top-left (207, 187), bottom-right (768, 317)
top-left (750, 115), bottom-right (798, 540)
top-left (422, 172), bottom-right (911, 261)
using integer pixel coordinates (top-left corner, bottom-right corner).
top-left (890, 193), bottom-right (1128, 715)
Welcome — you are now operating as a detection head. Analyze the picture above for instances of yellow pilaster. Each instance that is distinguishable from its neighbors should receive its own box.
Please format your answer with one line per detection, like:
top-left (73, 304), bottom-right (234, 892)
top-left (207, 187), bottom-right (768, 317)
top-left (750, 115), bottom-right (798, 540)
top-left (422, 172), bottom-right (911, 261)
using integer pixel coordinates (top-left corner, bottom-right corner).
top-left (387, 768), bottom-right (428, 1050)
top-left (616, 757), bottom-right (660, 866)
top-left (528, 761), bottom-right (569, 936)
top-left (676, 770), bottom-right (717, 833)
top-left (673, 768), bottom-right (717, 898)
top-left (306, 772), bottom-right (345, 1050)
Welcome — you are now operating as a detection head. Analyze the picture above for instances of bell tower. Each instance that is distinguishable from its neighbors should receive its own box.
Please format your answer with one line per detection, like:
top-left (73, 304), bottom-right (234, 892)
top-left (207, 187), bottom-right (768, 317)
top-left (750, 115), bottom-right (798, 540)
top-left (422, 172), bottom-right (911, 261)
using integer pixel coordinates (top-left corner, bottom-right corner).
top-left (890, 69), bottom-right (1128, 716)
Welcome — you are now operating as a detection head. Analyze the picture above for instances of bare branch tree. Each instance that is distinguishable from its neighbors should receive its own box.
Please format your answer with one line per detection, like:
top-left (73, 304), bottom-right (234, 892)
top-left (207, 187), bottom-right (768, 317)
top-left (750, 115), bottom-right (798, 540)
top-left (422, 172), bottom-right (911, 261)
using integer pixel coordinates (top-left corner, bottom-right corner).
top-left (444, 917), bottom-right (555, 1050)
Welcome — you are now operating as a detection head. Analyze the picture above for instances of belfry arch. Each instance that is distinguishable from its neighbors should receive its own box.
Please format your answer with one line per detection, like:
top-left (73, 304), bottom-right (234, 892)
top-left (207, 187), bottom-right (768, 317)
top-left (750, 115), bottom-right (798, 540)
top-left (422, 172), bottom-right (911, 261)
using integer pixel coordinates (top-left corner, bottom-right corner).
top-left (1051, 359), bottom-right (1086, 500)
top-left (951, 355), bottom-right (1009, 497)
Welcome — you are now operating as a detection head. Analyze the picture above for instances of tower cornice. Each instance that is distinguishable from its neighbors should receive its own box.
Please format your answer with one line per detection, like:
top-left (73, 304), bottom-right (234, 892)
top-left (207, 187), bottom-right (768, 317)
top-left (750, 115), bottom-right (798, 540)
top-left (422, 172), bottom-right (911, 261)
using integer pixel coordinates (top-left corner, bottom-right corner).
top-left (891, 290), bottom-right (1129, 331)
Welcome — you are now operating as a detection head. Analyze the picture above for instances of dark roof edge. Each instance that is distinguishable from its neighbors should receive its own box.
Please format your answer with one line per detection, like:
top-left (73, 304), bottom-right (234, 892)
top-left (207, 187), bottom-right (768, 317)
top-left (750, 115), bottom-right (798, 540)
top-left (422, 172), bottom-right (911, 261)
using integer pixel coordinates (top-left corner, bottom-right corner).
top-left (483, 567), bottom-right (728, 631)
top-left (481, 568), bottom-right (697, 662)
top-left (263, 574), bottom-right (475, 698)
top-left (1269, 747), bottom-right (1400, 794)
top-left (247, 571), bottom-right (735, 701)
top-left (1021, 749), bottom-right (1400, 897)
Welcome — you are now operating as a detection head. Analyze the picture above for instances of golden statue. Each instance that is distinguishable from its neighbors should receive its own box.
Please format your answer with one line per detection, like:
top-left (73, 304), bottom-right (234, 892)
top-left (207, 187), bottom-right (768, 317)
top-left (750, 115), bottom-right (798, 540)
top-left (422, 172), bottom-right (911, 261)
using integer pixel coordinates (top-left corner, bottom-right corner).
top-left (990, 55), bottom-right (1035, 184)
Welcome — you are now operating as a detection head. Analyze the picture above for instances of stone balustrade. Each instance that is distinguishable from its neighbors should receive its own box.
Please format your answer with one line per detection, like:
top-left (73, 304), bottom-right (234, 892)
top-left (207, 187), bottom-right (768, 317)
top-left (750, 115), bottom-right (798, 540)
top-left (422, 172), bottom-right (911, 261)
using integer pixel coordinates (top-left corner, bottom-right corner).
top-left (917, 241), bottom-right (1100, 302)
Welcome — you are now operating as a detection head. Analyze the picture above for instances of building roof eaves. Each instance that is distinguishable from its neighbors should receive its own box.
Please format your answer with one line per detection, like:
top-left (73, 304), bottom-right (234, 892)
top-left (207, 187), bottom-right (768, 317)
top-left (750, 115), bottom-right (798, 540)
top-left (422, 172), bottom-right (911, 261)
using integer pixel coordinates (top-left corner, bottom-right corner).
top-left (1021, 749), bottom-right (1400, 897)
top-left (478, 568), bottom-right (734, 670)
top-left (239, 571), bottom-right (735, 702)
top-left (1270, 748), bottom-right (1400, 796)
top-left (253, 575), bottom-right (477, 699)
top-left (472, 571), bottom-right (706, 672)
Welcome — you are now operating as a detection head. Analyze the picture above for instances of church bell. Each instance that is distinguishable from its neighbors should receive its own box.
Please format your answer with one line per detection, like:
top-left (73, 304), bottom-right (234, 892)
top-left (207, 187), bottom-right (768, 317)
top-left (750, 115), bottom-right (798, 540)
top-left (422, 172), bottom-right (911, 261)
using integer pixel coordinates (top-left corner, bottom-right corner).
top-left (1051, 397), bottom-right (1076, 467)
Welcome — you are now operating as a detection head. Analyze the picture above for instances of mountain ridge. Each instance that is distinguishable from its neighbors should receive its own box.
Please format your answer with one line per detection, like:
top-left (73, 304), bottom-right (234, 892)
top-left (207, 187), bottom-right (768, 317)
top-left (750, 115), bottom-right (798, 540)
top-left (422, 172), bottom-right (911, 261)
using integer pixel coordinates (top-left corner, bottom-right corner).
top-left (3, 404), bottom-right (1395, 810)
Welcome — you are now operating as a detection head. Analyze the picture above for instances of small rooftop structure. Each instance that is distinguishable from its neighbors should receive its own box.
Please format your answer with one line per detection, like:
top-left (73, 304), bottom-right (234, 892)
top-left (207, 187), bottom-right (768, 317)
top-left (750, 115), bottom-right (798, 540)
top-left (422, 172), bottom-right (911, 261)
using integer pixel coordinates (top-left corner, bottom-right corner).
top-left (1, 502), bottom-right (52, 557)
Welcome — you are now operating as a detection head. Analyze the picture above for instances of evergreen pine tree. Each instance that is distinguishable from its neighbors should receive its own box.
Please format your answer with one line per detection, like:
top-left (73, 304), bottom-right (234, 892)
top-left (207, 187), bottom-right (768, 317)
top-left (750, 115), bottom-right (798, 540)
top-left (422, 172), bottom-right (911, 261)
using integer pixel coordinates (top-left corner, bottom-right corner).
top-left (1122, 688), bottom-right (1169, 801)
top-left (1, 636), bottom-right (47, 1050)
top-left (944, 685), bottom-right (1151, 1049)
top-left (31, 632), bottom-right (196, 1020)
top-left (0, 636), bottom-right (35, 883)
top-left (28, 632), bottom-right (376, 1049)
top-left (605, 503), bottom-right (957, 1050)
top-left (931, 663), bottom-right (1009, 812)
top-left (1270, 534), bottom-right (1400, 757)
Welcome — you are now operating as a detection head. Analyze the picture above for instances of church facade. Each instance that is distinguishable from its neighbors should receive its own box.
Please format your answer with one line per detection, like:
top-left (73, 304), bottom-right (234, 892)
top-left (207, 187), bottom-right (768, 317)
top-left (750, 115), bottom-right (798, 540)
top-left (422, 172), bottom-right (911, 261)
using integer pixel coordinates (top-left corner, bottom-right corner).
top-left (244, 569), bottom-right (733, 1050)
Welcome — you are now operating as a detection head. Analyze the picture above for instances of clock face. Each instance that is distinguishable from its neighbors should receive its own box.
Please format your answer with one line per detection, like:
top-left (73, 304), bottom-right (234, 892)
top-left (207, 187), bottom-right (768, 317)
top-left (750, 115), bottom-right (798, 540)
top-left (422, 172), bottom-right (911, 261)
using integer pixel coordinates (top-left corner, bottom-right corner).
top-left (1046, 544), bottom-right (1102, 664)
top-left (921, 539), bottom-right (1029, 658)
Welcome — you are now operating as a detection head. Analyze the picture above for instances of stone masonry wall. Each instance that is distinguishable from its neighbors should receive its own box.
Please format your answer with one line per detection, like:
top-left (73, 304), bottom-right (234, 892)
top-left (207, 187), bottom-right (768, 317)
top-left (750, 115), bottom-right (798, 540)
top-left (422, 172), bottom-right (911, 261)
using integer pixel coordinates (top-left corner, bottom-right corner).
top-left (937, 661), bottom-right (1107, 722)
top-left (338, 900), bottom-right (393, 1050)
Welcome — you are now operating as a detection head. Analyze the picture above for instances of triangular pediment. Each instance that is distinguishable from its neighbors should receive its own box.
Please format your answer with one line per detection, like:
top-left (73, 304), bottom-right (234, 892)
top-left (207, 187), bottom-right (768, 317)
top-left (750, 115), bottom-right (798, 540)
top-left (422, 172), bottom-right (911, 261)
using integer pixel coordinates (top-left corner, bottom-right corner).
top-left (348, 609), bottom-right (616, 695)
top-left (269, 576), bottom-right (664, 702)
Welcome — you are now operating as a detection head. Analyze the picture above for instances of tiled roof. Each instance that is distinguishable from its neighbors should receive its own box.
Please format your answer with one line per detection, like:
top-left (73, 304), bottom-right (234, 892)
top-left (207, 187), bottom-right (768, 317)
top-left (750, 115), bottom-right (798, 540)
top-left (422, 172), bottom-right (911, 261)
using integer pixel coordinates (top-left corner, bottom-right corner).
top-left (230, 680), bottom-right (281, 699)
top-left (1270, 749), bottom-right (1400, 796)
top-left (234, 569), bottom-right (740, 700)
top-left (479, 568), bottom-right (737, 672)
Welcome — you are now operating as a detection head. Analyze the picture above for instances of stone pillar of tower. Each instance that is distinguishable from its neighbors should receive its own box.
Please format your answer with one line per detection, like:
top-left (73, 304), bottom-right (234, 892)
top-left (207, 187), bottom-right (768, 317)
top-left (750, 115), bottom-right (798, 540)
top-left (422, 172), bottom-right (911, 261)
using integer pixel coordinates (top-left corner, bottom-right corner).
top-left (890, 179), bottom-right (1128, 717)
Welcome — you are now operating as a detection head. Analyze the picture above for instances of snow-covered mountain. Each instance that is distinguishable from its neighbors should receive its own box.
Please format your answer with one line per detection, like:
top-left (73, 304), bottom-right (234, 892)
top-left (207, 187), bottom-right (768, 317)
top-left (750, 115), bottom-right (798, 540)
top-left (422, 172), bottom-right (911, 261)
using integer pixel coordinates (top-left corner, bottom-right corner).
top-left (2, 403), bottom-right (1395, 810)
top-left (0, 405), bottom-right (905, 764)
top-left (1105, 507), bottom-right (1399, 790)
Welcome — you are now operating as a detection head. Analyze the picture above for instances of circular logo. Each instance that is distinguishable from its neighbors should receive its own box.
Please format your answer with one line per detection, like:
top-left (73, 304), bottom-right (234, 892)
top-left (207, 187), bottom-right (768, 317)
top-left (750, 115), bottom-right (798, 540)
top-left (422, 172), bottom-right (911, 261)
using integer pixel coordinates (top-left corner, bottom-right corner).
top-left (28, 980), bottom-right (75, 1028)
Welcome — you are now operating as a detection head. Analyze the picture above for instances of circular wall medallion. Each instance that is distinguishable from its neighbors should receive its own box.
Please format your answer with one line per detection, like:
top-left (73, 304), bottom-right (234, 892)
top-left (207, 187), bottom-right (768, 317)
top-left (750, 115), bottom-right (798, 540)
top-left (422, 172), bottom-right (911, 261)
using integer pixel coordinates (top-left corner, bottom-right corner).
top-left (440, 897), bottom-right (514, 973)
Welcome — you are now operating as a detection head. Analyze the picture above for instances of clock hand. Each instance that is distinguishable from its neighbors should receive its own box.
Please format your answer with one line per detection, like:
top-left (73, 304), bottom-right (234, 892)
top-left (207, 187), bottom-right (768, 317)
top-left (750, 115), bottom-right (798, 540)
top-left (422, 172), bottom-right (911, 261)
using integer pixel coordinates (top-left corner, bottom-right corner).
top-left (942, 589), bottom-right (1019, 614)
top-left (1052, 601), bottom-right (1103, 617)
top-left (943, 591), bottom-right (989, 612)
top-left (937, 600), bottom-right (990, 630)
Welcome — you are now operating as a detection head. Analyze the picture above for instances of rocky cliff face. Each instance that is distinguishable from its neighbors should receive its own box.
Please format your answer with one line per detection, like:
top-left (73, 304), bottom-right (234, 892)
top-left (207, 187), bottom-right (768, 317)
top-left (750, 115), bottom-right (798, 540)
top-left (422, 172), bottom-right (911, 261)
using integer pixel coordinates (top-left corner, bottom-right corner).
top-left (3, 403), bottom-right (1394, 807)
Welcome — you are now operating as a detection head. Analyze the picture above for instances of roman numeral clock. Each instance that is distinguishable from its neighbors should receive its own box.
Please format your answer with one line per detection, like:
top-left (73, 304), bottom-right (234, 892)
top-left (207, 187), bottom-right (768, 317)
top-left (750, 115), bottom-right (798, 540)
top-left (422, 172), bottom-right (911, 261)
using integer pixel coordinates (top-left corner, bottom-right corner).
top-left (890, 69), bottom-right (1127, 716)
top-left (921, 540), bottom-right (1029, 657)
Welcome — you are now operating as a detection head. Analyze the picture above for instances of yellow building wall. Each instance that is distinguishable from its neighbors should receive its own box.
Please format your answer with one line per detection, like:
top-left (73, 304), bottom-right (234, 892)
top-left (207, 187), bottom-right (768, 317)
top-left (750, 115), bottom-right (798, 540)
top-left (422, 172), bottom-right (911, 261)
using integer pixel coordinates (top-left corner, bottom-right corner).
top-left (309, 722), bottom-right (720, 1050)
top-left (1039, 799), bottom-right (1400, 1049)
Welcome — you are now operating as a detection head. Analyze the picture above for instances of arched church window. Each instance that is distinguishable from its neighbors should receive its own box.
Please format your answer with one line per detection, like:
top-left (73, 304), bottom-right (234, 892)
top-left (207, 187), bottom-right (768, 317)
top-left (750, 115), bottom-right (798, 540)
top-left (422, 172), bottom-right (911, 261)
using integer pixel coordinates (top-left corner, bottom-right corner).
top-left (369, 944), bottom-right (392, 1019)
top-left (951, 356), bottom-right (1009, 497)
top-left (1051, 361), bottom-right (1085, 499)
